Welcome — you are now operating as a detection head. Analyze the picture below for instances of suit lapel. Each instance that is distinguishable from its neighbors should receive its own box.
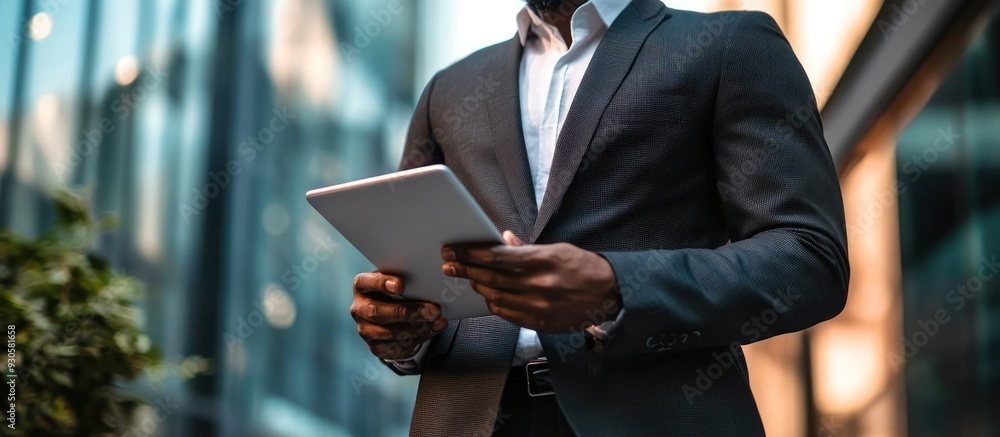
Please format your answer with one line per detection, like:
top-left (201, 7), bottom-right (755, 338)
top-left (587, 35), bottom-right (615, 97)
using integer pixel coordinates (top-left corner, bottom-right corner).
top-left (530, 0), bottom-right (671, 242)
top-left (486, 36), bottom-right (538, 240)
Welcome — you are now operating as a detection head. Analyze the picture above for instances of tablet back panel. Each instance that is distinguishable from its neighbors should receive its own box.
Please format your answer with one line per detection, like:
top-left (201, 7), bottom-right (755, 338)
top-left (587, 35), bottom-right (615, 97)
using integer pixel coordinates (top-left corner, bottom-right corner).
top-left (306, 165), bottom-right (501, 319)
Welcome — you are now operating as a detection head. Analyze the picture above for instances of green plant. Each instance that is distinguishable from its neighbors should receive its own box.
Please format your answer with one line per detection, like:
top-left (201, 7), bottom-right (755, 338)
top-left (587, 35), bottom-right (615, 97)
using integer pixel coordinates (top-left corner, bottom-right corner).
top-left (0, 190), bottom-right (205, 436)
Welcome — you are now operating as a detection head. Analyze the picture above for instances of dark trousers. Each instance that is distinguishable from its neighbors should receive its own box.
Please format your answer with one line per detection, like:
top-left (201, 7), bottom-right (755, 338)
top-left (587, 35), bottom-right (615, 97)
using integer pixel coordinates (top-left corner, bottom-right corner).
top-left (493, 366), bottom-right (576, 436)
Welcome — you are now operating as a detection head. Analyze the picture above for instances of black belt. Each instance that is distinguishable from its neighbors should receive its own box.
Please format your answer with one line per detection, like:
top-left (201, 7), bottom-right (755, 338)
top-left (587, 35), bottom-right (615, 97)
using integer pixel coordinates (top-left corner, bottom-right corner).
top-left (497, 357), bottom-right (575, 436)
top-left (518, 357), bottom-right (554, 397)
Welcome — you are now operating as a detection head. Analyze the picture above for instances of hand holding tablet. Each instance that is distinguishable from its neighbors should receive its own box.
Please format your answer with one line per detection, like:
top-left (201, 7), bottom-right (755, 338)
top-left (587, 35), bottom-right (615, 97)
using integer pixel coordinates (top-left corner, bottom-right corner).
top-left (306, 164), bottom-right (502, 320)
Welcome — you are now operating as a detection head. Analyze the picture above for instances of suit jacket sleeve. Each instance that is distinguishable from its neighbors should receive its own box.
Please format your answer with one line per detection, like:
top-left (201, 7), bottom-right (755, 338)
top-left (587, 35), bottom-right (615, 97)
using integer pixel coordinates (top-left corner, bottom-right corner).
top-left (599, 12), bottom-right (850, 357)
top-left (398, 73), bottom-right (444, 171)
top-left (383, 73), bottom-right (460, 375)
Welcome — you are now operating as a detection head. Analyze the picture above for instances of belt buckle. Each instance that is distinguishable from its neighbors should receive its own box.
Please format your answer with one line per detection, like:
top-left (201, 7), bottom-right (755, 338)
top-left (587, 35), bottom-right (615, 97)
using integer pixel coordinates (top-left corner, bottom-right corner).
top-left (525, 358), bottom-right (554, 397)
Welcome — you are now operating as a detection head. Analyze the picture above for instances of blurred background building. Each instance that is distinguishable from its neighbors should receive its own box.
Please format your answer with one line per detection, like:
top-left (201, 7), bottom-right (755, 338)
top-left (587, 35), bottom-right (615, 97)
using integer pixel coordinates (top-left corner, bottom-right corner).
top-left (0, 0), bottom-right (997, 435)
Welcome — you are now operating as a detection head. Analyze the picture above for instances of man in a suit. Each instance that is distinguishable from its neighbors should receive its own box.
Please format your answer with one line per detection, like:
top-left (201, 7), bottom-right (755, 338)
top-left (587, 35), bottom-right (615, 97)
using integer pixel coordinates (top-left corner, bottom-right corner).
top-left (349, 0), bottom-right (849, 435)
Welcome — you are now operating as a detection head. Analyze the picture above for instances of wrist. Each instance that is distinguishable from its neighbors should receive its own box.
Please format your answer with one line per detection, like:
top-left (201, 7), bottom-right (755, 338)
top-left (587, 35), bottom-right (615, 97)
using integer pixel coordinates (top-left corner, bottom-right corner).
top-left (596, 254), bottom-right (622, 318)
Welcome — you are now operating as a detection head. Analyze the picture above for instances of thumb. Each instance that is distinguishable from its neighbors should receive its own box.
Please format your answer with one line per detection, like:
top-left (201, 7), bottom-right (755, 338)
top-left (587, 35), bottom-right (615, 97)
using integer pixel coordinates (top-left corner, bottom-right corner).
top-left (502, 230), bottom-right (524, 246)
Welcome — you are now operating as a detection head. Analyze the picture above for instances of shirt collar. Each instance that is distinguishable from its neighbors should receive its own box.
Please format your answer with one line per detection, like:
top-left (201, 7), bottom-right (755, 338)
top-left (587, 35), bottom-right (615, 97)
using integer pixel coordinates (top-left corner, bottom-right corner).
top-left (516, 0), bottom-right (632, 46)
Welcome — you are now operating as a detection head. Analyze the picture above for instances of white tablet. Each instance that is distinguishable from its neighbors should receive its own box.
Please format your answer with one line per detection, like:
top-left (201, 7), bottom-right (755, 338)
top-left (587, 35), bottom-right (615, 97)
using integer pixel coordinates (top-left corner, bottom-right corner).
top-left (306, 164), bottom-right (502, 319)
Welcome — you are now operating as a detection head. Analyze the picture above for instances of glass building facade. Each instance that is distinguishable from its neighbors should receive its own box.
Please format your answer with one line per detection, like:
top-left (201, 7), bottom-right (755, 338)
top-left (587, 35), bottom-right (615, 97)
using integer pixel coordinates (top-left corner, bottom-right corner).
top-left (0, 0), bottom-right (531, 434)
top-left (896, 18), bottom-right (1000, 436)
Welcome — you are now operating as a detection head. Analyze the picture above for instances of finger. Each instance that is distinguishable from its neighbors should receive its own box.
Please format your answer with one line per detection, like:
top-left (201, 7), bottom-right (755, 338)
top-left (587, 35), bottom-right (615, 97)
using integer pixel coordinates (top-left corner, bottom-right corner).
top-left (446, 262), bottom-right (565, 299)
top-left (485, 300), bottom-right (562, 333)
top-left (351, 298), bottom-right (441, 324)
top-left (469, 281), bottom-right (538, 312)
top-left (484, 301), bottom-right (543, 331)
top-left (442, 262), bottom-right (527, 290)
top-left (353, 272), bottom-right (405, 296)
top-left (503, 230), bottom-right (524, 246)
top-left (441, 244), bottom-right (553, 270)
top-left (468, 281), bottom-right (556, 332)
top-left (358, 319), bottom-right (448, 342)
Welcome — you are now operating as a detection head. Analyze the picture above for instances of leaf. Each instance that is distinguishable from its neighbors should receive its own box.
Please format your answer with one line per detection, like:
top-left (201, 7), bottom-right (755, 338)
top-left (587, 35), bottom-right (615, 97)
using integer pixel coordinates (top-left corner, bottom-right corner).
top-left (0, 189), bottom-right (210, 435)
top-left (48, 370), bottom-right (73, 388)
top-left (135, 334), bottom-right (150, 353)
top-left (97, 214), bottom-right (120, 231)
top-left (51, 189), bottom-right (91, 228)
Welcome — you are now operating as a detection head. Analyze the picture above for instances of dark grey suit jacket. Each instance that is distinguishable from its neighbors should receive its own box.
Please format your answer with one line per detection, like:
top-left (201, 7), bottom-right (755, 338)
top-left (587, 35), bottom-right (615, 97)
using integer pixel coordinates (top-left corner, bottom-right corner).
top-left (395, 1), bottom-right (849, 435)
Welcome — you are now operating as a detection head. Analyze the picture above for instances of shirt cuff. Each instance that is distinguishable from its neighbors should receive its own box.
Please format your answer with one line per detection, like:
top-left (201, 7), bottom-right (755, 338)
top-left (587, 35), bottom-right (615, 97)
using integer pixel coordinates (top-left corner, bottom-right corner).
top-left (384, 340), bottom-right (431, 374)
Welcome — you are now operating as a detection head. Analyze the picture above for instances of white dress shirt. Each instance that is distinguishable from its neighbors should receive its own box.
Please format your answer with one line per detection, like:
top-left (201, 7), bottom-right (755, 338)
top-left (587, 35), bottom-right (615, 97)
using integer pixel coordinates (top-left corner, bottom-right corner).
top-left (390, 0), bottom-right (630, 372)
top-left (512, 0), bottom-right (631, 366)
